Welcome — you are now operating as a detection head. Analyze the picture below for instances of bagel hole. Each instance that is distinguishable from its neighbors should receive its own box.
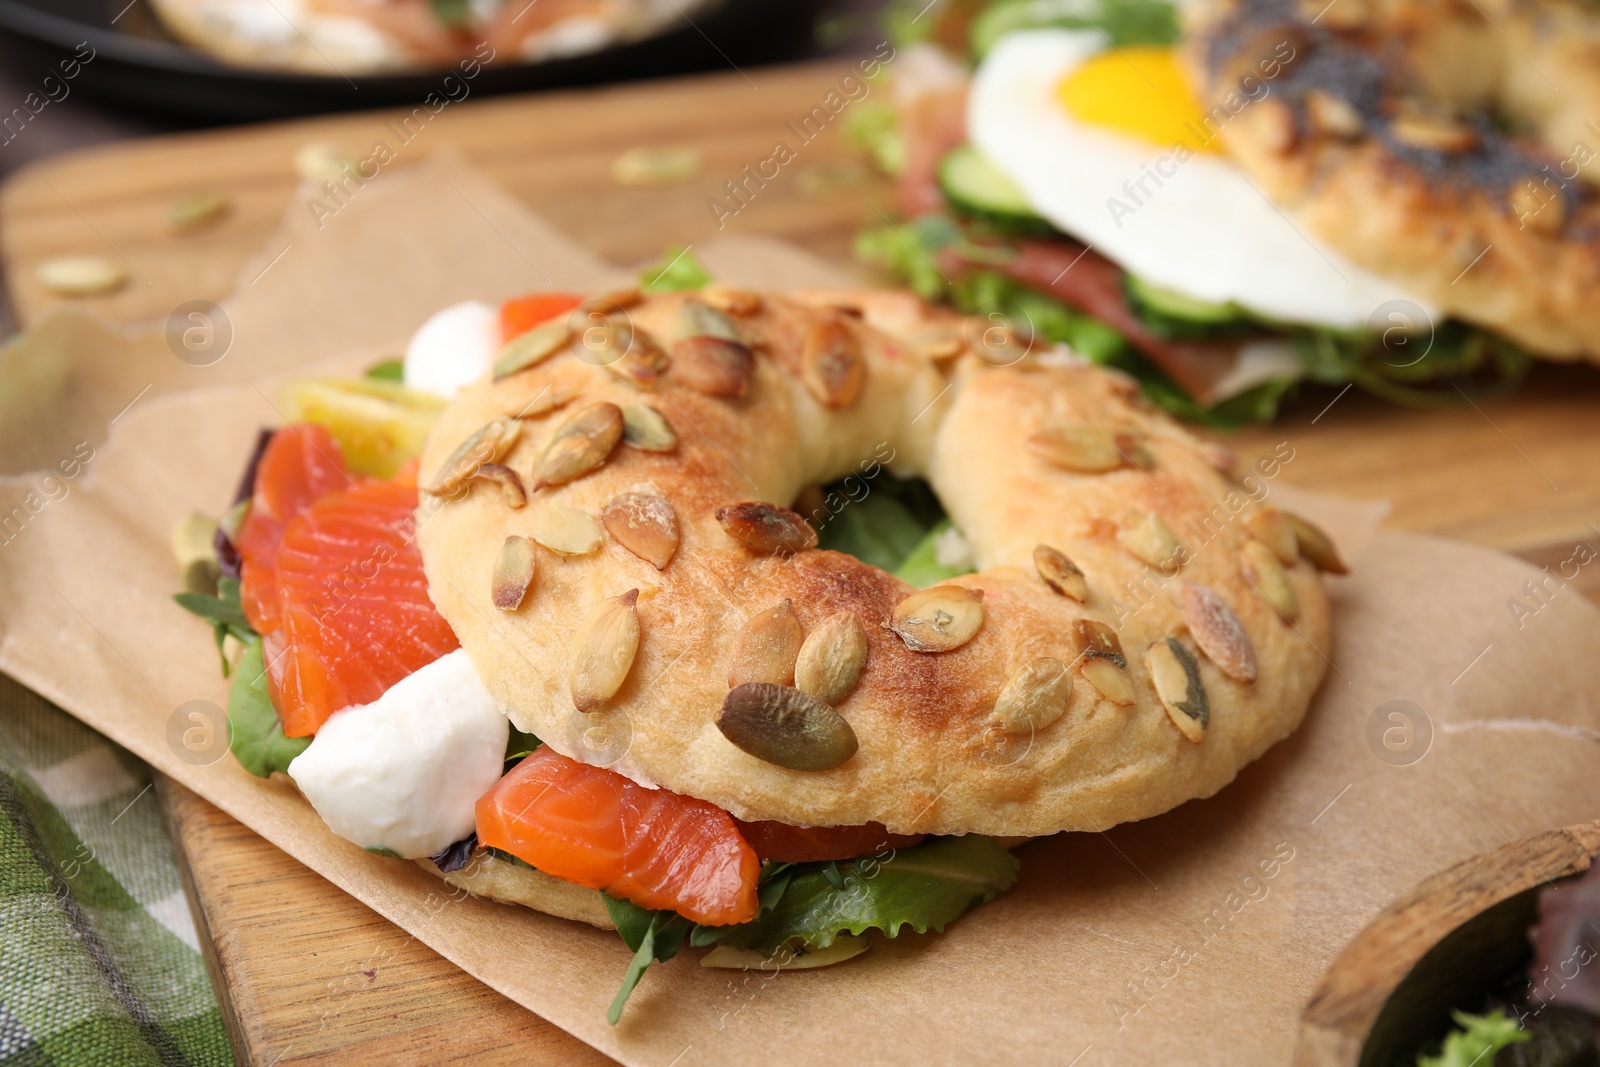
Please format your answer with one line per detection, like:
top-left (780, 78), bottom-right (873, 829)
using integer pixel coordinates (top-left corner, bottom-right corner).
top-left (802, 471), bottom-right (975, 587)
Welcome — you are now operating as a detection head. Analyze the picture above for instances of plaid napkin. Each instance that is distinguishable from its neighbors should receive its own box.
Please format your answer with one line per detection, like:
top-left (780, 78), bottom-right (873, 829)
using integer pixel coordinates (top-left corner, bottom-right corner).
top-left (0, 673), bottom-right (234, 1067)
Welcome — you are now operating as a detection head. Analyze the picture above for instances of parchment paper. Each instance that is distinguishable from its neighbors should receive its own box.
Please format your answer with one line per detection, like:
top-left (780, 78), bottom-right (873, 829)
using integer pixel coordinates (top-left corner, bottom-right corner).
top-left (2, 155), bottom-right (1597, 1067)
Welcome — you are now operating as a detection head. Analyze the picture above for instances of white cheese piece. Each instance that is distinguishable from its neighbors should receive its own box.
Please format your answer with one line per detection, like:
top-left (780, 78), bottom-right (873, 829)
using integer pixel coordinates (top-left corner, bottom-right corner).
top-left (288, 650), bottom-right (509, 858)
top-left (402, 300), bottom-right (500, 398)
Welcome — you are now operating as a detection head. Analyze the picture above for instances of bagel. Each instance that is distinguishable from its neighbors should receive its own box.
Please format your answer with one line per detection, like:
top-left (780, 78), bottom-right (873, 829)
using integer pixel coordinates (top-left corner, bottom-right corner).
top-left (416, 286), bottom-right (1335, 839)
top-left (1183, 0), bottom-right (1600, 361)
top-left (149, 0), bottom-right (698, 74)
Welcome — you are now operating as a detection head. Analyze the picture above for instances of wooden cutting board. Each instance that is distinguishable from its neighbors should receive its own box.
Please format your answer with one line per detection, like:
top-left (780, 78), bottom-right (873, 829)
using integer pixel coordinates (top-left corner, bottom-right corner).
top-left (6, 58), bottom-right (1600, 1067)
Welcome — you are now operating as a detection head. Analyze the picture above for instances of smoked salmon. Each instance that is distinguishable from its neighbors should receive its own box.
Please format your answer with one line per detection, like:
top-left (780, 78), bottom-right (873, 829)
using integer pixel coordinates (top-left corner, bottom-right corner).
top-left (499, 291), bottom-right (582, 343)
top-left (476, 747), bottom-right (760, 927)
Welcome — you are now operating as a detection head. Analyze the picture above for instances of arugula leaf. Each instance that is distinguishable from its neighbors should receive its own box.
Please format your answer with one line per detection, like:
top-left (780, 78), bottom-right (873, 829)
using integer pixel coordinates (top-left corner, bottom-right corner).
top-left (504, 725), bottom-right (542, 770)
top-left (639, 246), bottom-right (711, 294)
top-left (969, 0), bottom-right (1179, 58)
top-left (601, 894), bottom-right (690, 1025)
top-left (695, 835), bottom-right (1019, 957)
top-left (365, 846), bottom-right (402, 859)
top-left (893, 519), bottom-right (976, 587)
top-left (365, 358), bottom-right (405, 382)
top-left (174, 574), bottom-right (254, 676)
top-left (1416, 1009), bottom-right (1530, 1067)
top-left (429, 0), bottom-right (472, 27)
top-left (227, 636), bottom-right (310, 778)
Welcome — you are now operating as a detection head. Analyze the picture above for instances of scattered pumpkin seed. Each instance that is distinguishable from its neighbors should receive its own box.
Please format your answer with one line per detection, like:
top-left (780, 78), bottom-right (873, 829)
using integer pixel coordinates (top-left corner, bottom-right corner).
top-left (1284, 511), bottom-right (1348, 574)
top-left (701, 285), bottom-right (762, 315)
top-left (1245, 506), bottom-right (1298, 565)
top-left (169, 190), bottom-right (229, 232)
top-left (672, 335), bottom-right (753, 398)
top-left (426, 417), bottom-right (522, 496)
top-left (891, 585), bottom-right (984, 653)
top-left (530, 402), bottom-right (623, 490)
top-left (800, 318), bottom-right (866, 408)
top-left (528, 503), bottom-right (603, 556)
top-left (509, 384), bottom-right (577, 421)
top-left (990, 657), bottom-right (1072, 736)
top-left (36, 255), bottom-right (127, 297)
top-left (581, 288), bottom-right (641, 315)
top-left (1180, 582), bottom-right (1257, 683)
top-left (171, 511), bottom-right (220, 595)
top-left (1241, 538), bottom-right (1298, 619)
top-left (794, 611), bottom-right (868, 705)
top-left (1073, 619), bottom-right (1135, 706)
top-left (569, 589), bottom-right (641, 712)
top-left (1119, 511), bottom-right (1184, 571)
top-left (728, 600), bottom-right (804, 687)
top-left (1146, 637), bottom-right (1208, 743)
top-left (493, 319), bottom-right (571, 380)
top-left (1033, 544), bottom-right (1088, 602)
top-left (1027, 425), bottom-right (1123, 473)
top-left (715, 501), bottom-right (817, 555)
top-left (492, 536), bottom-right (536, 611)
top-left (620, 403), bottom-right (678, 452)
top-left (293, 141), bottom-right (359, 182)
top-left (678, 298), bottom-right (740, 341)
top-left (470, 463), bottom-right (527, 508)
top-left (602, 490), bottom-right (680, 570)
top-left (611, 146), bottom-right (702, 187)
top-left (716, 682), bottom-right (858, 771)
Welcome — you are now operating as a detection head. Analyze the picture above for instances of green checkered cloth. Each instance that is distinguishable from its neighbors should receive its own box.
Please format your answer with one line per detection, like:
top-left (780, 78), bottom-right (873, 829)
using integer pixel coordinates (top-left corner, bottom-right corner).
top-left (0, 673), bottom-right (234, 1066)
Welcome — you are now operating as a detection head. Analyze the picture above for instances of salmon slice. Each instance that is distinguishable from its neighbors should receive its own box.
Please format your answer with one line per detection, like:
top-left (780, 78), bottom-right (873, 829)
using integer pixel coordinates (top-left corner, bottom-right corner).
top-left (499, 291), bottom-right (582, 343)
top-left (734, 819), bottom-right (926, 863)
top-left (236, 425), bottom-right (350, 633)
top-left (268, 468), bottom-right (459, 737)
top-left (476, 748), bottom-right (760, 927)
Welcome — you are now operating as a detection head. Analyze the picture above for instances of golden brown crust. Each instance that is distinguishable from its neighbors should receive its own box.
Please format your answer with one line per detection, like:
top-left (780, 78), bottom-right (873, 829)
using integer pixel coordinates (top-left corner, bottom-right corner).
top-left (1183, 0), bottom-right (1600, 361)
top-left (417, 289), bottom-right (1332, 837)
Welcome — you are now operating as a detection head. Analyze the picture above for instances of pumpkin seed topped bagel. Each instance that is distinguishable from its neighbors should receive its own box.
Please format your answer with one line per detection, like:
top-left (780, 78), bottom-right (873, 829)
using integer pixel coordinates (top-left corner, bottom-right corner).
top-left (416, 287), bottom-right (1335, 838)
top-left (1182, 0), bottom-right (1600, 361)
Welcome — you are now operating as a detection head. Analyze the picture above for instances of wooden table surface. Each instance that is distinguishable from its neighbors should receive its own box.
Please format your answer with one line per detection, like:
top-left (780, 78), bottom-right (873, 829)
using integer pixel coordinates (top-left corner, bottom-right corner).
top-left (5, 58), bottom-right (1600, 1067)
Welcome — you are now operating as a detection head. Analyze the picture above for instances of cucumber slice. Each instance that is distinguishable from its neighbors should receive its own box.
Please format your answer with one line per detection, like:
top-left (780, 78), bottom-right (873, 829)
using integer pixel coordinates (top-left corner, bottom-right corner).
top-left (937, 145), bottom-right (1046, 229)
top-left (1125, 273), bottom-right (1244, 324)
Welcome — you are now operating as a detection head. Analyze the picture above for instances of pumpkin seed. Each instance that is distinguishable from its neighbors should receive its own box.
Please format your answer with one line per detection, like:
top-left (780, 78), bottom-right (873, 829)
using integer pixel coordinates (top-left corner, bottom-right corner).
top-left (1180, 582), bottom-right (1257, 683)
top-left (1284, 511), bottom-right (1348, 574)
top-left (717, 682), bottom-right (858, 771)
top-left (509, 384), bottom-right (577, 421)
top-left (715, 501), bottom-right (817, 555)
top-left (672, 335), bottom-right (753, 398)
top-left (569, 589), bottom-right (641, 712)
top-left (800, 318), bottom-right (866, 408)
top-left (612, 146), bottom-right (701, 187)
top-left (426, 417), bottom-right (522, 496)
top-left (1033, 544), bottom-right (1088, 602)
top-left (1027, 425), bottom-right (1123, 473)
top-left (1119, 511), bottom-right (1184, 571)
top-left (530, 402), bottom-right (623, 490)
top-left (1305, 89), bottom-right (1363, 138)
top-left (794, 611), bottom-right (868, 705)
top-left (620, 403), bottom-right (678, 452)
top-left (37, 255), bottom-right (127, 297)
top-left (493, 319), bottom-right (570, 380)
top-left (891, 585), bottom-right (984, 653)
top-left (170, 511), bottom-right (218, 570)
top-left (528, 503), bottom-right (603, 556)
top-left (169, 190), bottom-right (229, 232)
top-left (728, 600), bottom-right (804, 687)
top-left (1198, 442), bottom-right (1239, 477)
top-left (990, 657), bottom-right (1072, 736)
top-left (1146, 638), bottom-right (1208, 743)
top-left (585, 321), bottom-right (669, 387)
top-left (470, 463), bottom-right (527, 508)
top-left (1073, 619), bottom-right (1135, 706)
top-left (909, 327), bottom-right (964, 361)
top-left (1114, 432), bottom-right (1155, 470)
top-left (293, 141), bottom-right (359, 182)
top-left (702, 285), bottom-right (762, 315)
top-left (492, 536), bottom-right (536, 611)
top-left (581, 288), bottom-right (641, 315)
top-left (1241, 539), bottom-right (1298, 619)
top-left (1391, 113), bottom-right (1478, 153)
top-left (602, 490), bottom-right (679, 570)
top-left (678, 299), bottom-right (740, 341)
top-left (1245, 506), bottom-right (1298, 565)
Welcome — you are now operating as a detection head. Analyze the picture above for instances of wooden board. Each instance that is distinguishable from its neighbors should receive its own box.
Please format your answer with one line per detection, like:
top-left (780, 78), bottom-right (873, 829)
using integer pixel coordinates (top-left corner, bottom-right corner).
top-left (6, 58), bottom-right (1600, 1067)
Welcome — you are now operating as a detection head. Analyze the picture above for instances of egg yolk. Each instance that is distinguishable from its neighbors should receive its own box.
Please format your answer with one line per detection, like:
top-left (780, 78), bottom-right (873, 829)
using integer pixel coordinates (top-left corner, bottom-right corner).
top-left (1056, 47), bottom-right (1220, 154)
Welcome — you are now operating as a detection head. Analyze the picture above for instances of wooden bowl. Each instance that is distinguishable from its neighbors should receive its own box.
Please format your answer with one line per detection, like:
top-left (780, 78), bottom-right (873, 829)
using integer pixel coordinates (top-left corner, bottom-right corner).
top-left (1295, 819), bottom-right (1600, 1066)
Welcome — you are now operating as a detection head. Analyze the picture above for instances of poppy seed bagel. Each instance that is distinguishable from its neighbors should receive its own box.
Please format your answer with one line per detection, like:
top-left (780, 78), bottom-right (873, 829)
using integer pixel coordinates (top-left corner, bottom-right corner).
top-left (415, 287), bottom-right (1335, 838)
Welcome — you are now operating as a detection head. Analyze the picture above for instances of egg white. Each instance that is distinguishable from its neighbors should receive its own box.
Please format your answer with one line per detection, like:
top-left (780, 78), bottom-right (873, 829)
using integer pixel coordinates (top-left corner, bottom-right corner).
top-left (968, 30), bottom-right (1437, 330)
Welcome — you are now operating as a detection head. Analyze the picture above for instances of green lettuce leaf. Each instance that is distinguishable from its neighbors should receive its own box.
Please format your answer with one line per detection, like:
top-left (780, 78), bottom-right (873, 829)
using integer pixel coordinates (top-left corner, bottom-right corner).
top-left (639, 246), bottom-right (711, 294)
top-left (969, 0), bottom-right (1180, 58)
top-left (504, 725), bottom-right (542, 770)
top-left (227, 635), bottom-right (311, 778)
top-left (601, 894), bottom-right (691, 1025)
top-left (1417, 1009), bottom-right (1530, 1067)
top-left (173, 574), bottom-right (254, 676)
top-left (365, 358), bottom-right (405, 382)
top-left (893, 519), bottom-right (976, 587)
top-left (694, 835), bottom-right (1020, 956)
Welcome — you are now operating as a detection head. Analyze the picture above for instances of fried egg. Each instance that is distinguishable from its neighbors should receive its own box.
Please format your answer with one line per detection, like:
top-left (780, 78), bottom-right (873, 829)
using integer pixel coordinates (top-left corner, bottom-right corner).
top-left (969, 30), bottom-right (1437, 328)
